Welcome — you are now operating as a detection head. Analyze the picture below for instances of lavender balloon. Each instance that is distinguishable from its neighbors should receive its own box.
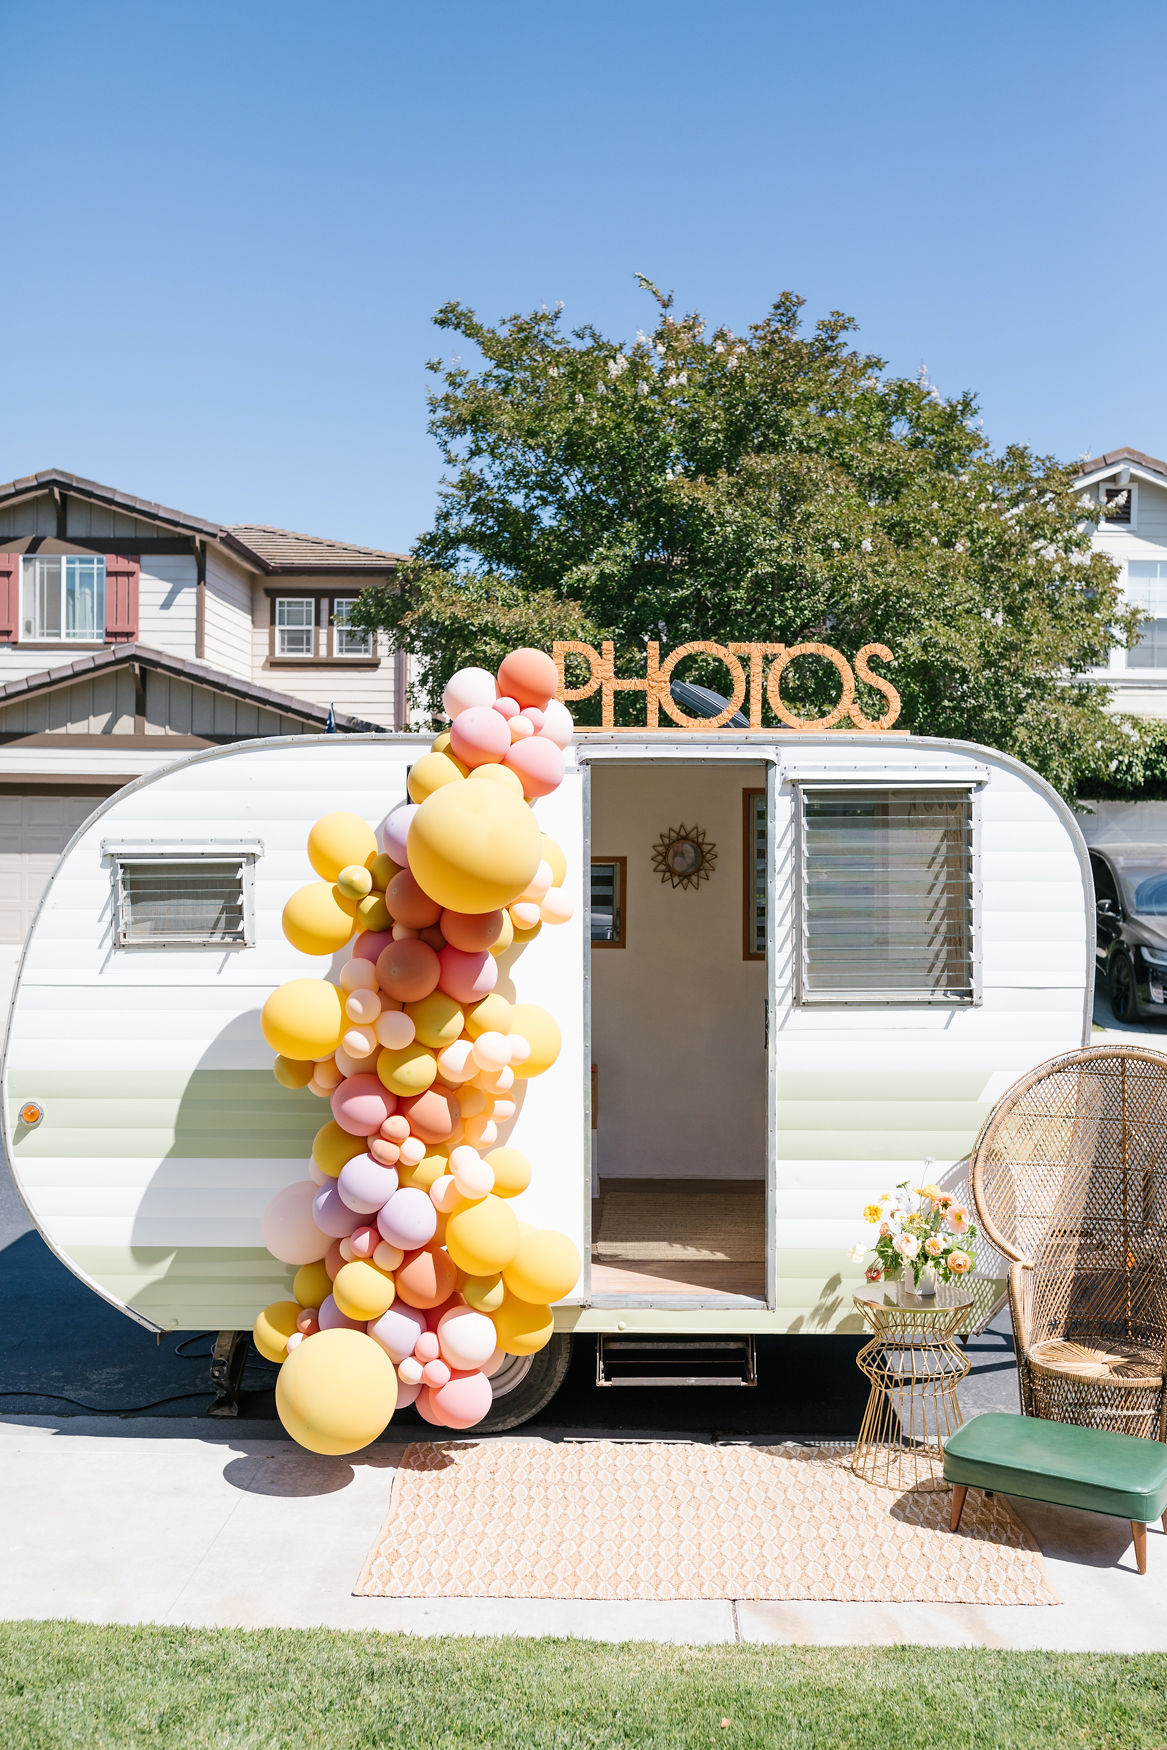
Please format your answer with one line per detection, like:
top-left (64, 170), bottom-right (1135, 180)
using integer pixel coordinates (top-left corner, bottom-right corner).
top-left (317, 1293), bottom-right (364, 1332)
top-left (337, 1153), bottom-right (399, 1215)
top-left (382, 803), bottom-right (419, 869)
top-left (376, 1186), bottom-right (438, 1251)
top-left (311, 1182), bottom-right (362, 1239)
top-left (367, 1300), bottom-right (427, 1364)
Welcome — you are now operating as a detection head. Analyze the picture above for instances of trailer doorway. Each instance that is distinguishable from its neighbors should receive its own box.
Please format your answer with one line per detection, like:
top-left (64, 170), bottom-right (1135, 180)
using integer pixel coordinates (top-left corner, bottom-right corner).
top-left (587, 758), bottom-right (770, 1304)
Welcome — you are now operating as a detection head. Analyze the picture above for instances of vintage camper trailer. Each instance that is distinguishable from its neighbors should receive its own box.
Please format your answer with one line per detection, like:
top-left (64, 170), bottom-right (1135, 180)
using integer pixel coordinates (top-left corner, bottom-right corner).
top-left (1, 728), bottom-right (1094, 1425)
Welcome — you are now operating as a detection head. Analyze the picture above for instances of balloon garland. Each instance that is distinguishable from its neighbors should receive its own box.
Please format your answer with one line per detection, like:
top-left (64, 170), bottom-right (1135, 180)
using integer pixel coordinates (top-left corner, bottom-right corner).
top-left (254, 648), bottom-right (581, 1454)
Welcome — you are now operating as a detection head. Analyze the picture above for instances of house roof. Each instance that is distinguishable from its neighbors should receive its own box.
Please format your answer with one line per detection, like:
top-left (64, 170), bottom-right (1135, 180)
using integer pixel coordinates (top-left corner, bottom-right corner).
top-left (1073, 448), bottom-right (1167, 489)
top-left (0, 642), bottom-right (383, 734)
top-left (0, 469), bottom-right (405, 574)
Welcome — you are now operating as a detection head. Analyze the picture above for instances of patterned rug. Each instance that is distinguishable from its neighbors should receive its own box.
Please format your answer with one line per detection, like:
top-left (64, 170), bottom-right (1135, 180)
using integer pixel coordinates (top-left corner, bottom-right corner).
top-left (354, 1439), bottom-right (1059, 1604)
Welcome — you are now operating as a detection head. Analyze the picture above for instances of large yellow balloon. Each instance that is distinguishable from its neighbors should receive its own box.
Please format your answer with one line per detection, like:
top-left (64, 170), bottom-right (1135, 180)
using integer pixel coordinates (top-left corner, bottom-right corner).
top-left (262, 979), bottom-right (344, 1061)
top-left (282, 882), bottom-right (358, 956)
top-left (307, 812), bottom-right (378, 884)
top-left (444, 1194), bottom-right (521, 1276)
top-left (540, 834), bottom-right (567, 888)
top-left (275, 1328), bottom-right (397, 1455)
top-left (292, 1259), bottom-right (332, 1309)
top-left (463, 1273), bottom-right (506, 1314)
top-left (253, 1300), bottom-right (301, 1363)
top-left (509, 1003), bottom-right (561, 1079)
top-left (408, 782), bottom-right (542, 914)
top-left (312, 1120), bottom-right (367, 1179)
top-left (333, 1259), bottom-right (396, 1321)
top-left (465, 993), bottom-right (513, 1039)
top-left (406, 991), bottom-right (465, 1051)
top-left (492, 1294), bottom-right (555, 1356)
top-left (468, 763), bottom-right (525, 798)
top-left (408, 750), bottom-right (468, 803)
top-left (503, 1229), bottom-right (581, 1303)
top-left (485, 1145), bottom-right (531, 1198)
top-left (273, 1055), bottom-right (314, 1089)
top-left (377, 1042), bottom-right (438, 1097)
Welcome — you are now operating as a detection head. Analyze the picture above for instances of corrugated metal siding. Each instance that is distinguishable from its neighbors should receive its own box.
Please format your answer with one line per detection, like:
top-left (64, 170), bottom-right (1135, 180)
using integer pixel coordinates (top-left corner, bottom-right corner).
top-left (4, 737), bottom-right (586, 1330)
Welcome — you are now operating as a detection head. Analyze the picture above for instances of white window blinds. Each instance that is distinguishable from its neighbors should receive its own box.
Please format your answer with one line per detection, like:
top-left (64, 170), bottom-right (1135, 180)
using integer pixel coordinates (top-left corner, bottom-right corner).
top-left (114, 858), bottom-right (251, 946)
top-left (799, 788), bottom-right (975, 1002)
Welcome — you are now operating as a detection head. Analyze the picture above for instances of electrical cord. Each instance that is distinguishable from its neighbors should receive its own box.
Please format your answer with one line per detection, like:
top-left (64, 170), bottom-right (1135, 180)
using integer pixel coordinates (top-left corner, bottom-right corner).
top-left (0, 1389), bottom-right (214, 1414)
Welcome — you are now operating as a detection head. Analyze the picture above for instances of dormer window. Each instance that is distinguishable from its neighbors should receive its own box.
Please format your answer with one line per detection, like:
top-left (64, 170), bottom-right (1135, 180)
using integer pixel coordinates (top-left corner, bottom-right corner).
top-left (1103, 484), bottom-right (1135, 526)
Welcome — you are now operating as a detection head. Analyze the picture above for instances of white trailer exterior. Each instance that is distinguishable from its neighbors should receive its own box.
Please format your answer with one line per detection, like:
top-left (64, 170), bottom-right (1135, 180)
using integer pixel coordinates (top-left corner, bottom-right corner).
top-left (2, 731), bottom-right (1093, 1341)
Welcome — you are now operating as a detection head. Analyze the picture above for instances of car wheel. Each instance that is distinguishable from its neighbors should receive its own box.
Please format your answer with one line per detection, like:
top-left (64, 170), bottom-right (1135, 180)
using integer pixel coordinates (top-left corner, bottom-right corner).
top-left (476, 1335), bottom-right (572, 1433)
top-left (1110, 951), bottom-right (1136, 1023)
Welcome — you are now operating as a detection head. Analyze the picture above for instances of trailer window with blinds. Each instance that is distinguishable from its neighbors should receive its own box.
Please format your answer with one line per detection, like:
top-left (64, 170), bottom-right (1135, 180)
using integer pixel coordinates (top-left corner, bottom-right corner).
top-left (590, 857), bottom-right (626, 947)
top-left (798, 788), bottom-right (976, 1003)
top-left (109, 848), bottom-right (258, 947)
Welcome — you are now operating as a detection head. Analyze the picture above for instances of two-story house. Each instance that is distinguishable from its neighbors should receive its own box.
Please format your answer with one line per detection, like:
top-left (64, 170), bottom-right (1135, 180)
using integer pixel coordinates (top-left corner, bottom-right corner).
top-left (1077, 447), bottom-right (1167, 719)
top-left (0, 467), bottom-right (407, 962)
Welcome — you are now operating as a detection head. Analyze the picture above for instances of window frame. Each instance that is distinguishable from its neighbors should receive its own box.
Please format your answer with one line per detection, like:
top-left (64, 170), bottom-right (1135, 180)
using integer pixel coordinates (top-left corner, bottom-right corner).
top-left (273, 594), bottom-right (317, 660)
top-left (329, 594), bottom-right (374, 659)
top-left (265, 588), bottom-right (380, 665)
top-left (589, 855), bottom-right (626, 949)
top-left (20, 553), bottom-right (106, 645)
top-left (1123, 560), bottom-right (1167, 671)
top-left (1101, 481), bottom-right (1138, 529)
top-left (742, 788), bottom-right (767, 960)
top-left (793, 782), bottom-right (981, 1007)
top-left (105, 841), bottom-right (261, 949)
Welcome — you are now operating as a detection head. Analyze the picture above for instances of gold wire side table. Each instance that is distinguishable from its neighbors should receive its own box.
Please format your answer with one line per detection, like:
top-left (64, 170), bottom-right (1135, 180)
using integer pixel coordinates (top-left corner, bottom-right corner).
top-left (851, 1291), bottom-right (973, 1493)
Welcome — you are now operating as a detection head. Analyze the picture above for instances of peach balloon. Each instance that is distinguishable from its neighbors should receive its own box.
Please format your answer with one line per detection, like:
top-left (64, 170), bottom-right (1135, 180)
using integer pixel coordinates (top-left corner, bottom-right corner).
top-left (430, 1368), bottom-right (494, 1429)
top-left (497, 647), bottom-right (558, 710)
top-left (398, 1355), bottom-right (424, 1385)
top-left (324, 1238), bottom-right (345, 1279)
top-left (394, 1245), bottom-right (458, 1309)
top-left (344, 988), bottom-right (381, 1025)
top-left (440, 908), bottom-right (506, 953)
top-left (540, 888), bottom-right (574, 925)
top-left (421, 1358), bottom-right (451, 1387)
top-left (340, 959), bottom-right (378, 993)
top-left (471, 1031), bottom-right (511, 1073)
top-left (503, 736), bottom-right (565, 798)
top-left (330, 1074), bottom-right (396, 1137)
top-left (374, 1008), bottom-right (416, 1050)
top-left (386, 870), bottom-right (443, 930)
top-left (437, 1039), bottom-right (477, 1082)
top-left (509, 715), bottom-right (535, 742)
top-left (398, 1085), bottom-right (457, 1145)
top-left (509, 901), bottom-right (541, 930)
top-left (449, 705), bottom-right (512, 768)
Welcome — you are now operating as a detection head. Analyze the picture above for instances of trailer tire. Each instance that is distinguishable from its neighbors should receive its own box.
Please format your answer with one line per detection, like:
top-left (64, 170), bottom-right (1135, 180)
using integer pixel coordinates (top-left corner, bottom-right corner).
top-left (476, 1335), bottom-right (572, 1433)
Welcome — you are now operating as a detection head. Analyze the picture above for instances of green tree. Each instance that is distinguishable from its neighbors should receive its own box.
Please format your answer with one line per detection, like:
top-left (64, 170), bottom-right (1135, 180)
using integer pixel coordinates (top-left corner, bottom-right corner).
top-left (351, 282), bottom-right (1136, 794)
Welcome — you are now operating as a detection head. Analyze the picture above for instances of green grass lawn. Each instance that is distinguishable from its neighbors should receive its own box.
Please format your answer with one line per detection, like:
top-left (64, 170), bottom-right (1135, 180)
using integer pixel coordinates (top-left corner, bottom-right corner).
top-left (2, 1625), bottom-right (1167, 1749)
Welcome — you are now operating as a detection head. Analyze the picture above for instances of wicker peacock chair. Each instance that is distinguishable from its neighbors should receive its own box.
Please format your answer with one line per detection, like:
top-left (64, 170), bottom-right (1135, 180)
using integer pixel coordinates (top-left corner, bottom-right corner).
top-left (970, 1044), bottom-right (1167, 1441)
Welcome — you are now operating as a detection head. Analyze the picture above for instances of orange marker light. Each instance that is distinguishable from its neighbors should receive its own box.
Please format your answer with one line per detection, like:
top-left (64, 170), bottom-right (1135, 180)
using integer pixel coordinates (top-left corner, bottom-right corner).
top-left (20, 1102), bottom-right (43, 1126)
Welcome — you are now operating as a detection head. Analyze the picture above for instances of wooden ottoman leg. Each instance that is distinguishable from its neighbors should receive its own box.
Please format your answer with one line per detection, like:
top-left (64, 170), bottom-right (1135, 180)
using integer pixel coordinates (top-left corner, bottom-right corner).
top-left (1133, 1522), bottom-right (1148, 1575)
top-left (950, 1485), bottom-right (968, 1531)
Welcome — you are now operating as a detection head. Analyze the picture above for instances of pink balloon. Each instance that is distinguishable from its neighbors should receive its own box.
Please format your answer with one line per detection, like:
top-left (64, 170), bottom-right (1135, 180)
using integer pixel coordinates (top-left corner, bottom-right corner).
top-left (415, 1330), bottom-right (440, 1362)
top-left (382, 804), bottom-right (419, 867)
top-left (347, 1224), bottom-right (380, 1259)
top-left (421, 1358), bottom-right (451, 1388)
top-left (497, 648), bottom-right (558, 710)
top-left (261, 1179), bottom-right (328, 1266)
top-left (414, 1385), bottom-right (444, 1425)
top-left (317, 1293), bottom-right (364, 1332)
top-left (503, 736), bottom-right (564, 798)
top-left (377, 1186), bottom-right (438, 1251)
top-left (353, 929), bottom-right (394, 964)
top-left (367, 1301), bottom-right (427, 1363)
top-left (523, 707), bottom-right (545, 731)
top-left (449, 706), bottom-right (512, 768)
top-left (492, 696), bottom-right (520, 720)
top-left (430, 1368), bottom-right (494, 1429)
top-left (437, 945), bottom-right (498, 1005)
top-left (330, 1073), bottom-right (396, 1137)
top-left (312, 1183), bottom-right (363, 1238)
top-left (337, 1153), bottom-right (400, 1215)
top-left (395, 1379), bottom-right (422, 1409)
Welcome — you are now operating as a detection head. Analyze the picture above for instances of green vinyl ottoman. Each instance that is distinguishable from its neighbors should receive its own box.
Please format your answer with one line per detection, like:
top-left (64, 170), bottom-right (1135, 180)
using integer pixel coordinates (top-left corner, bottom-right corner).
top-left (943, 1412), bottom-right (1167, 1574)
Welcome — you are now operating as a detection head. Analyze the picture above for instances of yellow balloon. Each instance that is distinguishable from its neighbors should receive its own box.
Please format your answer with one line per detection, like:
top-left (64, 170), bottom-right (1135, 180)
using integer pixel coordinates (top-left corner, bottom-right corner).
top-left (431, 730), bottom-right (454, 754)
top-left (377, 1042), bottom-right (438, 1097)
top-left (503, 1229), bottom-right (581, 1304)
top-left (333, 1259), bottom-right (396, 1321)
top-left (336, 863), bottom-right (374, 901)
top-left (282, 882), bottom-right (358, 956)
top-left (397, 1146), bottom-right (448, 1192)
top-left (509, 1003), bottom-right (561, 1079)
top-left (273, 1054), bottom-right (314, 1089)
top-left (488, 909), bottom-right (515, 957)
top-left (465, 993), bottom-right (514, 1039)
top-left (444, 1194), bottom-right (521, 1276)
top-left (262, 979), bottom-right (344, 1061)
top-left (292, 1259), bottom-right (332, 1309)
top-left (492, 1294), bottom-right (555, 1356)
top-left (468, 763), bottom-right (525, 797)
top-left (369, 852), bottom-right (400, 889)
top-left (540, 833), bottom-right (567, 888)
top-left (355, 894), bottom-right (392, 933)
top-left (511, 917), bottom-right (543, 946)
top-left (463, 1273), bottom-right (506, 1314)
top-left (408, 750), bottom-right (469, 803)
top-left (406, 991), bottom-right (465, 1051)
top-left (408, 782), bottom-right (541, 913)
top-left (307, 812), bottom-right (378, 884)
top-left (254, 1300), bottom-right (301, 1363)
top-left (485, 1145), bottom-right (531, 1198)
top-left (276, 1328), bottom-right (397, 1455)
top-left (313, 1120), bottom-right (367, 1179)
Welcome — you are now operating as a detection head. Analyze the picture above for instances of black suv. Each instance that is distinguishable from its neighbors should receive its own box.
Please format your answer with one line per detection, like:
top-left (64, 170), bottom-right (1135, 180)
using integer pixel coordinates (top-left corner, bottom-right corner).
top-left (1090, 844), bottom-right (1167, 1022)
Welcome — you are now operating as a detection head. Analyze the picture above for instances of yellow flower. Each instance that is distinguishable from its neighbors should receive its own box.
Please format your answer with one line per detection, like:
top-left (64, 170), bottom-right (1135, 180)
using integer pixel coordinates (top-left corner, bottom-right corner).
top-left (863, 1204), bottom-right (882, 1225)
top-left (914, 1184), bottom-right (944, 1203)
top-left (924, 1235), bottom-right (944, 1257)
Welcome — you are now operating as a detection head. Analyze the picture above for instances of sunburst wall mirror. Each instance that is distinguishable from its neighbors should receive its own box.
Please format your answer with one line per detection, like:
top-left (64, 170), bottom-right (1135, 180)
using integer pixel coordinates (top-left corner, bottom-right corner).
top-left (652, 823), bottom-right (717, 890)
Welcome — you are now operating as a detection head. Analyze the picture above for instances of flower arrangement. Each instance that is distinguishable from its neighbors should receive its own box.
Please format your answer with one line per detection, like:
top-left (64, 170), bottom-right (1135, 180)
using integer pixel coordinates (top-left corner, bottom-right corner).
top-left (851, 1162), bottom-right (978, 1290)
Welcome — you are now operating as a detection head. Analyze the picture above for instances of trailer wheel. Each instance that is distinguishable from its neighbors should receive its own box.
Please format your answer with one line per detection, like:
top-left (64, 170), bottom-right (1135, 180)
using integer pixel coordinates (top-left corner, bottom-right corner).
top-left (476, 1335), bottom-right (571, 1433)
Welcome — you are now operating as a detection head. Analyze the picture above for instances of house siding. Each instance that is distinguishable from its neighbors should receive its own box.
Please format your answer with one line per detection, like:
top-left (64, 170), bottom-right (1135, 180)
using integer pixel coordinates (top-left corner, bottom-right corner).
top-left (138, 556), bottom-right (198, 658)
top-left (251, 582), bottom-right (399, 727)
top-left (202, 549), bottom-right (254, 680)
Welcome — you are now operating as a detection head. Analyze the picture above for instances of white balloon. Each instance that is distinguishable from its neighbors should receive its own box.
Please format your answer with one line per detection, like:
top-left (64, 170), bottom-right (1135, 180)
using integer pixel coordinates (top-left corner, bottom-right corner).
top-left (539, 697), bottom-right (575, 748)
top-left (442, 665), bottom-right (498, 719)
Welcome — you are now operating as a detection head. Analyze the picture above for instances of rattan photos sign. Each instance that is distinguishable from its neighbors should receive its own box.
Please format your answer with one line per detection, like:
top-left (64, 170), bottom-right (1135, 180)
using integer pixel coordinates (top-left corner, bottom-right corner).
top-left (653, 824), bottom-right (717, 890)
top-left (970, 1044), bottom-right (1167, 1441)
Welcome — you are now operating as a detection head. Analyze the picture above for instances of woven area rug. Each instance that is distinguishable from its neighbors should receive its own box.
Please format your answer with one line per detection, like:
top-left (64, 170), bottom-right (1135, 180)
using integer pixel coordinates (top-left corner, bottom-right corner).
top-left (354, 1439), bottom-right (1059, 1605)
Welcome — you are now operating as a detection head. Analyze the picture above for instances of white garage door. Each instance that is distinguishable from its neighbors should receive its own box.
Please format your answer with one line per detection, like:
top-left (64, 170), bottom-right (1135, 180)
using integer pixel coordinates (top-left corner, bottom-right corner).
top-left (0, 792), bottom-right (114, 945)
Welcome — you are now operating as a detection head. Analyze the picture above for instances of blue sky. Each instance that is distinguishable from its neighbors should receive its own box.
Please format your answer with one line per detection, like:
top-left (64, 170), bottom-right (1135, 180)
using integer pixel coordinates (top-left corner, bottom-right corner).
top-left (6, 0), bottom-right (1164, 552)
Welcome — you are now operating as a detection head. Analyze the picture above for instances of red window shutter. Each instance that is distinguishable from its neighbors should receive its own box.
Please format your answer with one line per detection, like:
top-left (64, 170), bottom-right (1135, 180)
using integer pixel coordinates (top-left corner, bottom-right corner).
top-left (0, 554), bottom-right (19, 643)
top-left (105, 555), bottom-right (140, 642)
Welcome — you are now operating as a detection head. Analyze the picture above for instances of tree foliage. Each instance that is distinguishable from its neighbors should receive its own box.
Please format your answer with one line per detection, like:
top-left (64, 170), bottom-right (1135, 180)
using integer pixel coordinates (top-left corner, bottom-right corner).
top-left (351, 283), bottom-right (1137, 793)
